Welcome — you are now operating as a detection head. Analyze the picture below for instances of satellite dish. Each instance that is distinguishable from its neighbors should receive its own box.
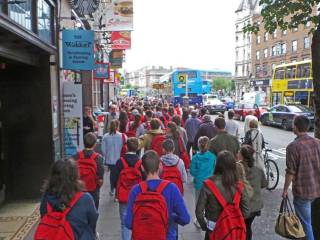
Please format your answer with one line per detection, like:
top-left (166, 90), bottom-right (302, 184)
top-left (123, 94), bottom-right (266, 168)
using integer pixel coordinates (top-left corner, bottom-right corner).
top-left (71, 0), bottom-right (100, 15)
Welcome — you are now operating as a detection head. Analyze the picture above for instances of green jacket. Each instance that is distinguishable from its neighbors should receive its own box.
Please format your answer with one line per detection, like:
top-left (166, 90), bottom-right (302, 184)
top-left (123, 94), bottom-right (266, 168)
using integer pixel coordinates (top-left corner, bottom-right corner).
top-left (209, 131), bottom-right (240, 157)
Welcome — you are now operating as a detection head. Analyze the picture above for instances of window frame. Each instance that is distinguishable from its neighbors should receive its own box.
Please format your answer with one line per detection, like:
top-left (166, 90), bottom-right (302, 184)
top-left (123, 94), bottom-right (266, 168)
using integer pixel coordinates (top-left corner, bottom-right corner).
top-left (292, 40), bottom-right (298, 52)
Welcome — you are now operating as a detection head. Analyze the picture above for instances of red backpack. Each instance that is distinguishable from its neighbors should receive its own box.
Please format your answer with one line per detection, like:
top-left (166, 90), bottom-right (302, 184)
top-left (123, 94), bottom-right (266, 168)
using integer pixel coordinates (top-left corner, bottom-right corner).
top-left (116, 158), bottom-right (142, 203)
top-left (77, 151), bottom-right (98, 192)
top-left (34, 192), bottom-right (83, 240)
top-left (161, 161), bottom-right (184, 194)
top-left (204, 180), bottom-right (246, 240)
top-left (120, 133), bottom-right (128, 158)
top-left (150, 134), bottom-right (166, 156)
top-left (126, 122), bottom-right (138, 138)
top-left (178, 137), bottom-right (190, 170)
top-left (132, 181), bottom-right (170, 240)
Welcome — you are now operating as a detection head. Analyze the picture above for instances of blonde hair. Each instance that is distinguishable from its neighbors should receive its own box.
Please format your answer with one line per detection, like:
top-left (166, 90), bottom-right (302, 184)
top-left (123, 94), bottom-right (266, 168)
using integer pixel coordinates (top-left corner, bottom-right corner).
top-left (198, 136), bottom-right (209, 153)
top-left (249, 119), bottom-right (259, 129)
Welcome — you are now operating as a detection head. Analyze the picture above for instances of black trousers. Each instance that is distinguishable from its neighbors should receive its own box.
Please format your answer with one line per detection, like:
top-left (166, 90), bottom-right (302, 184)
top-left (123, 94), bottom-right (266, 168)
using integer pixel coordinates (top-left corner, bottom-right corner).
top-left (245, 215), bottom-right (256, 240)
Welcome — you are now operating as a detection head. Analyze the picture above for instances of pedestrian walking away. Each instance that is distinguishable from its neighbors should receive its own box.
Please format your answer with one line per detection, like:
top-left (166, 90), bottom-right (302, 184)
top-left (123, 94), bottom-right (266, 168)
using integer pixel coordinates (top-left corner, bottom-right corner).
top-left (282, 115), bottom-right (320, 240)
top-left (125, 150), bottom-right (190, 240)
top-left (184, 110), bottom-right (201, 155)
top-left (225, 110), bottom-right (240, 139)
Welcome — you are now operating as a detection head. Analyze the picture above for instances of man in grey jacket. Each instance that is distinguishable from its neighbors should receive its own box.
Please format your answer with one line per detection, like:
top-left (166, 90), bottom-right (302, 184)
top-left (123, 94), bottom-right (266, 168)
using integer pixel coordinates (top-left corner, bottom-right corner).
top-left (184, 110), bottom-right (201, 154)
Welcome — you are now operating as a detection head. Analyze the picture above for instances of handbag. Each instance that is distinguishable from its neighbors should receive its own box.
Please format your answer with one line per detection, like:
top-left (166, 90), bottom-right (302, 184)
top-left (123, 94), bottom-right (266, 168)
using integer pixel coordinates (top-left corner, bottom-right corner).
top-left (275, 197), bottom-right (305, 239)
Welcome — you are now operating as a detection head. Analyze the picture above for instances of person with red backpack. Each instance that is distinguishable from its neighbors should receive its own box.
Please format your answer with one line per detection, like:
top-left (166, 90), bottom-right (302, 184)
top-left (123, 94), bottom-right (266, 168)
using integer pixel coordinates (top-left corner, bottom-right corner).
top-left (125, 150), bottom-right (190, 240)
top-left (126, 113), bottom-right (141, 138)
top-left (195, 151), bottom-right (250, 240)
top-left (160, 139), bottom-right (187, 194)
top-left (73, 133), bottom-right (104, 209)
top-left (35, 159), bottom-right (98, 240)
top-left (111, 137), bottom-right (143, 240)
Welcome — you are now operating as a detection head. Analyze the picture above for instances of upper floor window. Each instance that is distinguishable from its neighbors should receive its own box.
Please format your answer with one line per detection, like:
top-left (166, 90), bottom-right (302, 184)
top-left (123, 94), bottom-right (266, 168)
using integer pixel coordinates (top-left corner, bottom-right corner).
top-left (256, 51), bottom-right (260, 60)
top-left (236, 24), bottom-right (239, 31)
top-left (8, 0), bottom-right (32, 30)
top-left (264, 32), bottom-right (269, 41)
top-left (38, 0), bottom-right (53, 44)
top-left (273, 30), bottom-right (277, 39)
top-left (236, 35), bottom-right (239, 42)
top-left (305, 21), bottom-right (311, 28)
top-left (264, 48), bottom-right (268, 58)
top-left (281, 43), bottom-right (286, 55)
top-left (304, 37), bottom-right (310, 49)
top-left (293, 27), bottom-right (298, 32)
top-left (256, 35), bottom-right (261, 44)
top-left (282, 30), bottom-right (287, 36)
top-left (292, 40), bottom-right (298, 52)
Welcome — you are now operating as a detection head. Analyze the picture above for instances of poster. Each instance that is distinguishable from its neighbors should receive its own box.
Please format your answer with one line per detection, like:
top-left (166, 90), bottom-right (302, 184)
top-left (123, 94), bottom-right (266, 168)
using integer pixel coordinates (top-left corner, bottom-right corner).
top-left (111, 31), bottom-right (131, 49)
top-left (63, 82), bottom-right (83, 157)
top-left (62, 30), bottom-right (94, 70)
top-left (94, 62), bottom-right (110, 79)
top-left (106, 0), bottom-right (133, 31)
top-left (104, 70), bottom-right (115, 83)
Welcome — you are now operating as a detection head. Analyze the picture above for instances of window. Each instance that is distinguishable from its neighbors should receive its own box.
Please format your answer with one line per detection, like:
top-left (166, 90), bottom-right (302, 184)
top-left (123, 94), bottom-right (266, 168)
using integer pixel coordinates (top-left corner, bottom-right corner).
top-left (282, 30), bottom-right (287, 35)
top-left (297, 63), bottom-right (311, 78)
top-left (272, 46), bottom-right (277, 56)
top-left (236, 50), bottom-right (239, 60)
top-left (8, 0), bottom-right (32, 30)
top-left (306, 21), bottom-right (311, 28)
top-left (256, 65), bottom-right (261, 75)
top-left (292, 40), bottom-right (298, 52)
top-left (281, 43), bottom-right (286, 55)
top-left (273, 30), bottom-right (277, 38)
top-left (263, 65), bottom-right (268, 76)
top-left (236, 24), bottom-right (239, 31)
top-left (256, 35), bottom-right (261, 44)
top-left (243, 49), bottom-right (246, 59)
top-left (264, 48), bottom-right (268, 58)
top-left (236, 35), bottom-right (239, 42)
top-left (256, 51), bottom-right (260, 60)
top-left (293, 27), bottom-right (298, 32)
top-left (264, 32), bottom-right (269, 41)
top-left (235, 66), bottom-right (238, 76)
top-left (304, 37), bottom-right (310, 49)
top-left (275, 67), bottom-right (285, 79)
top-left (38, 0), bottom-right (53, 44)
top-left (286, 66), bottom-right (296, 79)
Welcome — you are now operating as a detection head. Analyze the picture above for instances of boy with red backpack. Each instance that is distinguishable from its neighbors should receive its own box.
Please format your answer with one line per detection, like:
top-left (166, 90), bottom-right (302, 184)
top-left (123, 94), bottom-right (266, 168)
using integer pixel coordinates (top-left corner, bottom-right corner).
top-left (160, 139), bottom-right (187, 194)
top-left (111, 137), bottom-right (143, 240)
top-left (73, 133), bottom-right (104, 209)
top-left (125, 150), bottom-right (190, 240)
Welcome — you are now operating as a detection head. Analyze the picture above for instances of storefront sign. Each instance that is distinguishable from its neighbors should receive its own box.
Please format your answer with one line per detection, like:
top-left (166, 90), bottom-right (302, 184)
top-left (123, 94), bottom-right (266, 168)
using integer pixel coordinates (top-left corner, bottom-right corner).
top-left (94, 62), bottom-right (110, 79)
top-left (106, 0), bottom-right (133, 31)
top-left (111, 31), bottom-right (131, 49)
top-left (62, 30), bottom-right (94, 70)
top-left (250, 79), bottom-right (270, 87)
top-left (63, 82), bottom-right (83, 157)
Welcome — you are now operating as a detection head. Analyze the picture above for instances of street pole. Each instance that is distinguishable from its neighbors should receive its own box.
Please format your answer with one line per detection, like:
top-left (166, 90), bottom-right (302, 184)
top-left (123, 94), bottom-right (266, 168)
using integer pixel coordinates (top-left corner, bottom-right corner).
top-left (185, 75), bottom-right (188, 98)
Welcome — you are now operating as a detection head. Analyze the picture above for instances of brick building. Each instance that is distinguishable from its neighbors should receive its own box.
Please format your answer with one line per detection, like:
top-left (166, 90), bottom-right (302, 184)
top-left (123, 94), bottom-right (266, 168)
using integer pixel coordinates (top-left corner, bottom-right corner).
top-left (250, 12), bottom-right (314, 104)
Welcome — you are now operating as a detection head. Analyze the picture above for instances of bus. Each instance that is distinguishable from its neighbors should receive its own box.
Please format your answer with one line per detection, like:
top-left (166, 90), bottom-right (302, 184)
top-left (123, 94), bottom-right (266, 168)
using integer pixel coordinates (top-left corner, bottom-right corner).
top-left (160, 69), bottom-right (232, 105)
top-left (271, 60), bottom-right (313, 107)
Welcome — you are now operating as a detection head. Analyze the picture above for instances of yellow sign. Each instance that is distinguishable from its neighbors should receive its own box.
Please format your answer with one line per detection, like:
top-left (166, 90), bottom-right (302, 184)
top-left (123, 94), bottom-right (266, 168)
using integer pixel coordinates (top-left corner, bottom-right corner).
top-left (152, 83), bottom-right (164, 90)
top-left (178, 74), bottom-right (187, 83)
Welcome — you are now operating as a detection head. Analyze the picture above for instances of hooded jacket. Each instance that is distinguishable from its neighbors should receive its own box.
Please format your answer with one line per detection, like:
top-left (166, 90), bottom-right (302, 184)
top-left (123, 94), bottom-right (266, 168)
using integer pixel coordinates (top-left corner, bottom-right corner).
top-left (160, 153), bottom-right (187, 183)
top-left (139, 128), bottom-right (164, 150)
top-left (40, 192), bottom-right (98, 240)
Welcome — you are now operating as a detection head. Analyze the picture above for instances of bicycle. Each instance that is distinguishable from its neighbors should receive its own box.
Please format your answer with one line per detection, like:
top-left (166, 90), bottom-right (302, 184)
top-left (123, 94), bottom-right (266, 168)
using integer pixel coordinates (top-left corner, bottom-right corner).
top-left (263, 144), bottom-right (279, 191)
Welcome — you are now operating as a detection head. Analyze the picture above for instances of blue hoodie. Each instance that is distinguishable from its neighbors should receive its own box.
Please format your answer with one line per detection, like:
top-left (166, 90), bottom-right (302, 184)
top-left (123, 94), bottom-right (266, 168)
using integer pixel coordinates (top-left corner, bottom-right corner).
top-left (40, 192), bottom-right (98, 240)
top-left (125, 179), bottom-right (190, 240)
top-left (190, 151), bottom-right (216, 190)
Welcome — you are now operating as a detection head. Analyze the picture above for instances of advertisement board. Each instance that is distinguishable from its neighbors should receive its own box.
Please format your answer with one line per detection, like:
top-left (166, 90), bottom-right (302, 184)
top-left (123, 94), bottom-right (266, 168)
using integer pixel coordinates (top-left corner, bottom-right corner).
top-left (62, 30), bottom-right (94, 70)
top-left (106, 0), bottom-right (133, 31)
top-left (63, 82), bottom-right (84, 157)
top-left (94, 62), bottom-right (110, 79)
top-left (111, 31), bottom-right (131, 49)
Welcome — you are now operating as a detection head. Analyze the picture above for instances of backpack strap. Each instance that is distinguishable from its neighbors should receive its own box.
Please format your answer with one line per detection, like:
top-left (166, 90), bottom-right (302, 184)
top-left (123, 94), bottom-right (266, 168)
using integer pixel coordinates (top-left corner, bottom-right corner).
top-left (156, 180), bottom-right (170, 194)
top-left (233, 182), bottom-right (244, 206)
top-left (134, 160), bottom-right (142, 169)
top-left (63, 192), bottom-right (84, 216)
top-left (204, 180), bottom-right (227, 208)
top-left (89, 152), bottom-right (98, 161)
top-left (120, 157), bottom-right (129, 169)
top-left (78, 151), bottom-right (85, 159)
top-left (139, 181), bottom-right (148, 193)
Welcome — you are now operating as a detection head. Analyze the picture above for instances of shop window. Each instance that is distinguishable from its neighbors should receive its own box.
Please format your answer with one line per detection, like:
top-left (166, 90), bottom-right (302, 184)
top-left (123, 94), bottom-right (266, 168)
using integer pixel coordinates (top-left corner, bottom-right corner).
top-left (297, 63), bottom-right (311, 78)
top-left (38, 0), bottom-right (53, 44)
top-left (286, 66), bottom-right (296, 79)
top-left (275, 67), bottom-right (285, 79)
top-left (8, 0), bottom-right (32, 30)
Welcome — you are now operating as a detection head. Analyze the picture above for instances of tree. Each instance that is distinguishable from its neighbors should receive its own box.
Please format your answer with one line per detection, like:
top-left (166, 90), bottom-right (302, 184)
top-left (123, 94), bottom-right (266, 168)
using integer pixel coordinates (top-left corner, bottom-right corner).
top-left (212, 77), bottom-right (235, 92)
top-left (245, 2), bottom-right (320, 237)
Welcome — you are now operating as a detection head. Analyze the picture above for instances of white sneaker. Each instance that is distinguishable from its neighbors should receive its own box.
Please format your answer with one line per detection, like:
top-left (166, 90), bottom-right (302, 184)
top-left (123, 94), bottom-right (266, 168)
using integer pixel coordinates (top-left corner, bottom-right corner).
top-left (96, 232), bottom-right (100, 240)
top-left (193, 218), bottom-right (201, 228)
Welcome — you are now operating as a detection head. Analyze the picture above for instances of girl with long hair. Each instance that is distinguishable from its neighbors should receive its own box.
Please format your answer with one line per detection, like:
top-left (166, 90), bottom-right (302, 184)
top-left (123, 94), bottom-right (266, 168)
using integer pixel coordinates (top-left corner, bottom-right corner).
top-left (39, 159), bottom-right (98, 239)
top-left (195, 151), bottom-right (250, 240)
top-left (118, 111), bottom-right (129, 133)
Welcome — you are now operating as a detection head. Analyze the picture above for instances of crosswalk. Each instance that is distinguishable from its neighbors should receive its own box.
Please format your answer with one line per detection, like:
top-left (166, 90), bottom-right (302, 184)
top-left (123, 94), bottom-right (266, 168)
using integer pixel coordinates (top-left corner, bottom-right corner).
top-left (268, 148), bottom-right (286, 160)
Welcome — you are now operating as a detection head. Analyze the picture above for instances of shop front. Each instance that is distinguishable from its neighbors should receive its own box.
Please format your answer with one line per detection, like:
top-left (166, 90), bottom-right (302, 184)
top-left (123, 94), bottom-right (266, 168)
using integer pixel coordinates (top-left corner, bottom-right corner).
top-left (250, 79), bottom-right (271, 105)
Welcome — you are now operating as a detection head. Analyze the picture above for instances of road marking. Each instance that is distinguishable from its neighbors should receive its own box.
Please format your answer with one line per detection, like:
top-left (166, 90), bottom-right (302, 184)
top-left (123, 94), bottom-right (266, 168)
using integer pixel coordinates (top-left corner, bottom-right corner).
top-left (268, 152), bottom-right (285, 159)
top-left (273, 148), bottom-right (286, 155)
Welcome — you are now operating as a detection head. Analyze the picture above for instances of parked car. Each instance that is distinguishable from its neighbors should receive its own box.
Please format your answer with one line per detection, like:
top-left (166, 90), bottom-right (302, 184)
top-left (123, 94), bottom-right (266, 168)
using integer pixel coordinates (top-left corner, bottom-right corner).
top-left (234, 103), bottom-right (266, 121)
top-left (221, 97), bottom-right (235, 110)
top-left (260, 104), bottom-right (314, 130)
top-left (204, 99), bottom-right (226, 114)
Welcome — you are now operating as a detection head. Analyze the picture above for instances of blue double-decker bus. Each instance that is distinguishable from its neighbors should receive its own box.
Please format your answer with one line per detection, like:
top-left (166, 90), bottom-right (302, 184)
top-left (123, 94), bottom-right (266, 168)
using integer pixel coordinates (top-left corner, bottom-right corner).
top-left (160, 69), bottom-right (231, 105)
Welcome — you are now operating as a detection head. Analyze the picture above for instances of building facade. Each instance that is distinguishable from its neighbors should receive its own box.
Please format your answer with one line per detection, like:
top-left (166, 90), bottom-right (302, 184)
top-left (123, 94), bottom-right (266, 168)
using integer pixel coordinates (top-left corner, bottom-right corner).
top-left (234, 0), bottom-right (259, 100)
top-left (250, 11), bottom-right (315, 105)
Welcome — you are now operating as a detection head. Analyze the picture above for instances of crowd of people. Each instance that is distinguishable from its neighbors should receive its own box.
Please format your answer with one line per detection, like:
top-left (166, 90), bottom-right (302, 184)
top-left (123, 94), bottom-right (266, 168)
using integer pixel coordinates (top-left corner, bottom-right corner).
top-left (34, 98), bottom-right (320, 240)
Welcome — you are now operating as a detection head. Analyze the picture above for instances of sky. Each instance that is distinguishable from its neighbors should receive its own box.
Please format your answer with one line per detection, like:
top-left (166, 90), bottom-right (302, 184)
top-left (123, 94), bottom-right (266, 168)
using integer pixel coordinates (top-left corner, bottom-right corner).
top-left (123, 0), bottom-right (241, 73)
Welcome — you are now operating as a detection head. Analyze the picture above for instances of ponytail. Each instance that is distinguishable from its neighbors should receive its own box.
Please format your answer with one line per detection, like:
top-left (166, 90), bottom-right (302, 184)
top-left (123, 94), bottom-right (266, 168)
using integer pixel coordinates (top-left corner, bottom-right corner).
top-left (109, 120), bottom-right (119, 135)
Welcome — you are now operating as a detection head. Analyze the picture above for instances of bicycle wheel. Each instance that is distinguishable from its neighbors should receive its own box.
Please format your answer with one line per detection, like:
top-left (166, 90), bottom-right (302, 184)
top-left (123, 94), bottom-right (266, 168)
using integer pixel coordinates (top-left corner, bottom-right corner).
top-left (265, 159), bottom-right (279, 191)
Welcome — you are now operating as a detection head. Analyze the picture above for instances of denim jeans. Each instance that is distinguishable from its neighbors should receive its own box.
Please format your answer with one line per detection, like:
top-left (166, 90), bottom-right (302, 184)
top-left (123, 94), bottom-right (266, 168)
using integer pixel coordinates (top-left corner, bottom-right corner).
top-left (293, 197), bottom-right (315, 240)
top-left (119, 203), bottom-right (131, 240)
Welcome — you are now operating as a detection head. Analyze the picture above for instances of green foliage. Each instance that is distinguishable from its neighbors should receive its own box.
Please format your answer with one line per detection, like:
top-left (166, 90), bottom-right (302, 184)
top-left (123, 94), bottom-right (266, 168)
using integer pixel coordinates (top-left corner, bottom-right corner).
top-left (243, 0), bottom-right (320, 35)
top-left (212, 77), bottom-right (235, 91)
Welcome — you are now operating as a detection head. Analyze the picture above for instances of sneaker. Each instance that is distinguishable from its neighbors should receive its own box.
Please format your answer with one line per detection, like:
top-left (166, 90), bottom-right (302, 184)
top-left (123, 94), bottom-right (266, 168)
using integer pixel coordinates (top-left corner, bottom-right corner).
top-left (96, 232), bottom-right (100, 240)
top-left (193, 218), bottom-right (201, 228)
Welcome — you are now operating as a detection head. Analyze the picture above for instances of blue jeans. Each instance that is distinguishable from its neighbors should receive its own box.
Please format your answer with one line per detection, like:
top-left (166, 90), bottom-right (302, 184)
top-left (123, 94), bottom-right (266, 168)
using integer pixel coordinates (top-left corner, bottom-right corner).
top-left (119, 203), bottom-right (131, 240)
top-left (293, 197), bottom-right (315, 240)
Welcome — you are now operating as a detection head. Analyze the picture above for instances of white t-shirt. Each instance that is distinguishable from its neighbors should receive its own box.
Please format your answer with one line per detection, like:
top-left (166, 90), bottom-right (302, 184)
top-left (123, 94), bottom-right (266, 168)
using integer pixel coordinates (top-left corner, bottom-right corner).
top-left (225, 120), bottom-right (240, 138)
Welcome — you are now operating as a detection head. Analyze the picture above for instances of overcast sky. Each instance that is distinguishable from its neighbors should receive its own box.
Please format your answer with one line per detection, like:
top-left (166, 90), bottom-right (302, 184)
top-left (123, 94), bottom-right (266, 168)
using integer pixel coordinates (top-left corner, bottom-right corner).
top-left (123, 0), bottom-right (240, 73)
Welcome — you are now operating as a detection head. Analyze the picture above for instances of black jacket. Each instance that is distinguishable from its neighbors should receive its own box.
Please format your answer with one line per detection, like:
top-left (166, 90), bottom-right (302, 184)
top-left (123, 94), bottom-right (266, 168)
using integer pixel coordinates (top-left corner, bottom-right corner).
top-left (193, 120), bottom-right (218, 150)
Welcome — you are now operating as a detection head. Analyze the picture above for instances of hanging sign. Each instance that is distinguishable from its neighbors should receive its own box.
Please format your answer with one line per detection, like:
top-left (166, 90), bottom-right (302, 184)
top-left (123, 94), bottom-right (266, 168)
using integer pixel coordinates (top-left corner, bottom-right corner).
top-left (62, 30), bottom-right (94, 70)
top-left (94, 62), bottom-right (110, 79)
top-left (106, 0), bottom-right (133, 31)
top-left (111, 31), bottom-right (131, 49)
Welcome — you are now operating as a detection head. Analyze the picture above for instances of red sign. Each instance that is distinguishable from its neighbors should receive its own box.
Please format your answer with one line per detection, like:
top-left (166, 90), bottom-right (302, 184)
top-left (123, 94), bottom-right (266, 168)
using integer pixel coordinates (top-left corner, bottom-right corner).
top-left (111, 31), bottom-right (131, 50)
